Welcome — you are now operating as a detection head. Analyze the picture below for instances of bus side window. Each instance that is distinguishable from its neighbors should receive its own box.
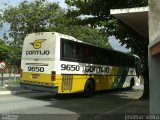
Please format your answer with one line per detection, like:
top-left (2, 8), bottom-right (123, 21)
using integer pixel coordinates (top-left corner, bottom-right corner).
top-left (105, 54), bottom-right (109, 65)
top-left (90, 46), bottom-right (96, 64)
top-left (61, 39), bottom-right (79, 61)
top-left (62, 42), bottom-right (73, 59)
top-left (79, 44), bottom-right (90, 63)
top-left (103, 50), bottom-right (109, 65)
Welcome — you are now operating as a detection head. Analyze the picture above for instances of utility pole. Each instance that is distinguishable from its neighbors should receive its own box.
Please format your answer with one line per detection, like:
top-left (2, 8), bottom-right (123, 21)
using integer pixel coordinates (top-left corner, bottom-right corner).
top-left (0, 62), bottom-right (6, 86)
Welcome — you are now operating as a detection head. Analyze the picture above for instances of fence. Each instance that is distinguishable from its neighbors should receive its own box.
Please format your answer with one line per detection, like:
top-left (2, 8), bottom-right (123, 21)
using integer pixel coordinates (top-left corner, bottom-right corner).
top-left (0, 64), bottom-right (20, 87)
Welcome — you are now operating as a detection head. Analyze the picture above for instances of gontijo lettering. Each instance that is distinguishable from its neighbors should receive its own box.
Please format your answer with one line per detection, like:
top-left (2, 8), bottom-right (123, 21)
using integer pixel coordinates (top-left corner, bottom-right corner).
top-left (26, 50), bottom-right (50, 55)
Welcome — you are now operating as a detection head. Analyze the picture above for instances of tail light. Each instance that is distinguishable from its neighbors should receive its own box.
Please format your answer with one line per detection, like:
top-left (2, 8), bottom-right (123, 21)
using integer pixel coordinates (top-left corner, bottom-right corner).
top-left (51, 71), bottom-right (56, 81)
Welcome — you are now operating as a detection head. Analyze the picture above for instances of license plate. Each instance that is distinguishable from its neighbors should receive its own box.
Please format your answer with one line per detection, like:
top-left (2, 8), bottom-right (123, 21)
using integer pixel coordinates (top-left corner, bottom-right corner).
top-left (32, 74), bottom-right (40, 79)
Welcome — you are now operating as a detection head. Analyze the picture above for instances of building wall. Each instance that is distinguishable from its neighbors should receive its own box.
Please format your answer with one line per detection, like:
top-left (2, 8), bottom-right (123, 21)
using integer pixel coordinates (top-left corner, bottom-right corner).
top-left (149, 0), bottom-right (160, 114)
top-left (148, 49), bottom-right (160, 113)
top-left (149, 0), bottom-right (160, 42)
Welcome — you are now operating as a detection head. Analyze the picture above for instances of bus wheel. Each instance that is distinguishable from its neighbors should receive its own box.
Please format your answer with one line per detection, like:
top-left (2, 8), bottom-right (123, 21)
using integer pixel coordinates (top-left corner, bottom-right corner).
top-left (129, 78), bottom-right (135, 89)
top-left (84, 80), bottom-right (95, 97)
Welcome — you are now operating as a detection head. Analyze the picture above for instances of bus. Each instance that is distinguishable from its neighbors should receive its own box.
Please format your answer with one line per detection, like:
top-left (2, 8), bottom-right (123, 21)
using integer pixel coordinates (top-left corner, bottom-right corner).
top-left (20, 32), bottom-right (141, 96)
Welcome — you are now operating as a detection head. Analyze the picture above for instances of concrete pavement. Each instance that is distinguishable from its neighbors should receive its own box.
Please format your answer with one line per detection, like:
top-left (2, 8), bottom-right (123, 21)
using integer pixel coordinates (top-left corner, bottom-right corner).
top-left (0, 85), bottom-right (149, 120)
top-left (0, 83), bottom-right (144, 95)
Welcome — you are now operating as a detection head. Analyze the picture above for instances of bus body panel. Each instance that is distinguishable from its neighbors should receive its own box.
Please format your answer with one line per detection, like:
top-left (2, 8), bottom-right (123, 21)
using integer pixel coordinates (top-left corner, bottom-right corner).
top-left (21, 32), bottom-right (58, 92)
top-left (21, 32), bottom-right (140, 94)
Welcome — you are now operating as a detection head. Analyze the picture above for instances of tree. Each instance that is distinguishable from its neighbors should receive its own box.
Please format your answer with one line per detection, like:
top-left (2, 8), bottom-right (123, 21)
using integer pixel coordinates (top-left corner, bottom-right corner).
top-left (0, 39), bottom-right (9, 61)
top-left (0, 39), bottom-right (21, 66)
top-left (66, 0), bottom-right (149, 99)
top-left (8, 44), bottom-right (22, 67)
top-left (49, 18), bottom-right (111, 48)
top-left (1, 0), bottom-right (111, 48)
top-left (0, 0), bottom-right (111, 67)
top-left (1, 0), bottom-right (63, 46)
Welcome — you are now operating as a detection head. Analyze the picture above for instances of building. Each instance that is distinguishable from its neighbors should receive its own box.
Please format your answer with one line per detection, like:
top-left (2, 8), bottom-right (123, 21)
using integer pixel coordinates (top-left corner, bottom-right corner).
top-left (111, 0), bottom-right (160, 114)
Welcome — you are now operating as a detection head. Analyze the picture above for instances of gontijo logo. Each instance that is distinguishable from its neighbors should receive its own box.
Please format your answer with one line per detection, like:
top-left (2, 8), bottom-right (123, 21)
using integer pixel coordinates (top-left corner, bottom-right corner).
top-left (30, 39), bottom-right (46, 49)
top-left (26, 39), bottom-right (50, 55)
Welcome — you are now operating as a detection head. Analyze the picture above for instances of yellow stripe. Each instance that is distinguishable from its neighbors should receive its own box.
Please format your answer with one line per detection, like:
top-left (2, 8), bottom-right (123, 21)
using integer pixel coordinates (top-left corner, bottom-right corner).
top-left (21, 67), bottom-right (120, 93)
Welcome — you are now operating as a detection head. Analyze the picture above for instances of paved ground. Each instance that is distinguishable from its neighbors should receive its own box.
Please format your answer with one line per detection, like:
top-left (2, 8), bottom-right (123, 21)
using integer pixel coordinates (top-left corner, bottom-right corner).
top-left (0, 86), bottom-right (149, 120)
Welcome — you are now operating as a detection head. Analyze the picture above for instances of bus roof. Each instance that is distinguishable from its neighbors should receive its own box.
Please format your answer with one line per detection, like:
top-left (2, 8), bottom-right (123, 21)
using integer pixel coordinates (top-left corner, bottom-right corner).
top-left (26, 32), bottom-right (135, 58)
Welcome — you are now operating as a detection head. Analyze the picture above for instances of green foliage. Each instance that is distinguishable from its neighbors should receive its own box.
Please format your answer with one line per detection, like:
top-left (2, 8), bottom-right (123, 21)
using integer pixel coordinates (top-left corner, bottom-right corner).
top-left (65, 0), bottom-right (148, 60)
top-left (0, 0), bottom-right (111, 66)
top-left (0, 39), bottom-right (21, 65)
top-left (48, 12), bottom-right (111, 48)
top-left (1, 0), bottom-right (111, 48)
top-left (2, 0), bottom-right (63, 46)
top-left (50, 19), bottom-right (111, 48)
top-left (0, 39), bottom-right (9, 61)
top-left (8, 80), bottom-right (20, 87)
top-left (8, 45), bottom-right (22, 65)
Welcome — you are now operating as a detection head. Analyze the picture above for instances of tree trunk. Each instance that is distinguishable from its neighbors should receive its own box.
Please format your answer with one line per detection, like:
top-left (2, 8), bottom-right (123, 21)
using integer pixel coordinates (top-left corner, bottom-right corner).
top-left (140, 65), bottom-right (149, 99)
top-left (140, 52), bottom-right (149, 99)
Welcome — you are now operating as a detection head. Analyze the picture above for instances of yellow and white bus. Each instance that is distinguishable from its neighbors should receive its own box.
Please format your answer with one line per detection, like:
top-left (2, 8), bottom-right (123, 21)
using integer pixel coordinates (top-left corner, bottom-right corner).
top-left (20, 32), bottom-right (141, 96)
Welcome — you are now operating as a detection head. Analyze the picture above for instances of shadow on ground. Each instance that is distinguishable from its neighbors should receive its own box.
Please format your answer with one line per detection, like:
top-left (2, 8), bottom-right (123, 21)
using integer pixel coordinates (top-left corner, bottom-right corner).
top-left (13, 88), bottom-right (149, 120)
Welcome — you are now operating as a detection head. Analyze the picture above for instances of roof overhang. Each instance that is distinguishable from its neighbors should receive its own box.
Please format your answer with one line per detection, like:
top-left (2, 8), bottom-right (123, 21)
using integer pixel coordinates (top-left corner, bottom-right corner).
top-left (110, 7), bottom-right (148, 39)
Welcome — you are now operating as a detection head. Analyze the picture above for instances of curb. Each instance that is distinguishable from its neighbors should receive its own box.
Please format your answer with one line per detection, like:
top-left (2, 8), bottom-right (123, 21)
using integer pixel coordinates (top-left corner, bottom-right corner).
top-left (0, 90), bottom-right (33, 95)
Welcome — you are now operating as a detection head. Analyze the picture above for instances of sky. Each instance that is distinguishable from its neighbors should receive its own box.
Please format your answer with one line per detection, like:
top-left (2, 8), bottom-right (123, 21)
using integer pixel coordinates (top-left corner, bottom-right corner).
top-left (109, 36), bottom-right (131, 52)
top-left (0, 0), bottom-right (130, 52)
top-left (0, 0), bottom-right (66, 8)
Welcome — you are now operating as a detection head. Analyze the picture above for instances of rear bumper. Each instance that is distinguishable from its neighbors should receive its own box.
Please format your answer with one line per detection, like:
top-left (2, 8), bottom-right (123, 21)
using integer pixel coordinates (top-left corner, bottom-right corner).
top-left (20, 82), bottom-right (58, 93)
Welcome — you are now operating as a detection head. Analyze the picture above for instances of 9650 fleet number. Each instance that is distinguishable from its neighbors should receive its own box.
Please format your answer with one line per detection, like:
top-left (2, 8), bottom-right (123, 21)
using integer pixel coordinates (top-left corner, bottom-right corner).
top-left (61, 64), bottom-right (80, 71)
top-left (28, 66), bottom-right (44, 72)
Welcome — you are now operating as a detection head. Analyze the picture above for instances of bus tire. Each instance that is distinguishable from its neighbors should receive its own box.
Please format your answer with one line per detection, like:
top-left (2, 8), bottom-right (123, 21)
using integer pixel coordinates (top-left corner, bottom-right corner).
top-left (83, 80), bottom-right (95, 97)
top-left (129, 78), bottom-right (135, 89)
